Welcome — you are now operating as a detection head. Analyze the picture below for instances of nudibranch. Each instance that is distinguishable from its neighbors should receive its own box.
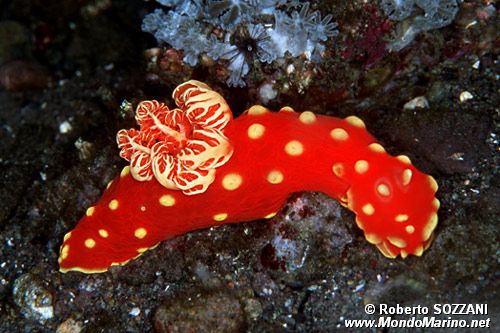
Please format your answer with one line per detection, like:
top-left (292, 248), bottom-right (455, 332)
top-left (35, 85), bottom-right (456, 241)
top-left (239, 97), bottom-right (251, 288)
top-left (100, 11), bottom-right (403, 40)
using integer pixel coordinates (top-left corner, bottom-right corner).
top-left (58, 80), bottom-right (439, 273)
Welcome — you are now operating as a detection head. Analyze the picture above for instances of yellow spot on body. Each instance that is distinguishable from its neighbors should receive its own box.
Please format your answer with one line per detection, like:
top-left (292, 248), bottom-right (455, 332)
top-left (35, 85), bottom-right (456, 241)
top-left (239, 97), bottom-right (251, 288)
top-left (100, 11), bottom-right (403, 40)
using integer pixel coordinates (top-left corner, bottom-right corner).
top-left (423, 213), bottom-right (438, 241)
top-left (299, 111), bottom-right (316, 124)
top-left (134, 228), bottom-right (147, 239)
top-left (222, 173), bottom-right (243, 191)
top-left (432, 198), bottom-right (440, 210)
top-left (397, 155), bottom-right (411, 164)
top-left (365, 233), bottom-right (382, 244)
top-left (429, 176), bottom-right (438, 192)
top-left (354, 160), bottom-right (369, 174)
top-left (400, 250), bottom-right (408, 259)
top-left (213, 213), bottom-right (228, 222)
top-left (137, 247), bottom-right (149, 253)
top-left (368, 143), bottom-right (385, 153)
top-left (84, 238), bottom-right (96, 248)
top-left (121, 166), bottom-right (130, 177)
top-left (345, 115), bottom-right (365, 128)
top-left (376, 242), bottom-right (396, 258)
top-left (63, 232), bottom-right (72, 242)
top-left (108, 199), bottom-right (119, 210)
top-left (98, 229), bottom-right (109, 238)
top-left (140, 205), bottom-right (146, 212)
top-left (248, 105), bottom-right (267, 115)
top-left (284, 140), bottom-right (304, 156)
top-left (405, 225), bottom-right (415, 234)
top-left (395, 214), bottom-right (409, 222)
top-left (60, 245), bottom-right (69, 260)
top-left (387, 236), bottom-right (407, 248)
top-left (424, 235), bottom-right (434, 250)
top-left (362, 203), bottom-right (375, 215)
top-left (414, 245), bottom-right (424, 256)
top-left (265, 212), bottom-right (277, 219)
top-left (402, 169), bottom-right (413, 186)
top-left (279, 106), bottom-right (295, 113)
top-left (330, 128), bottom-right (349, 141)
top-left (159, 194), bottom-right (176, 207)
top-left (247, 123), bottom-right (265, 139)
top-left (332, 163), bottom-right (344, 177)
top-left (377, 183), bottom-right (390, 197)
top-left (267, 170), bottom-right (284, 184)
top-left (355, 217), bottom-right (364, 230)
top-left (106, 180), bottom-right (113, 189)
top-left (86, 207), bottom-right (95, 217)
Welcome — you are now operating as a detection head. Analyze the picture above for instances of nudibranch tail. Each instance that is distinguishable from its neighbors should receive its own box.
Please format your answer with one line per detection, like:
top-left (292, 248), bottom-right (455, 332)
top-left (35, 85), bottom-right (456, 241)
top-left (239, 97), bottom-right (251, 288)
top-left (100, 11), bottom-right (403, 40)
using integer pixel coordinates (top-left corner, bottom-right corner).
top-left (59, 81), bottom-right (439, 274)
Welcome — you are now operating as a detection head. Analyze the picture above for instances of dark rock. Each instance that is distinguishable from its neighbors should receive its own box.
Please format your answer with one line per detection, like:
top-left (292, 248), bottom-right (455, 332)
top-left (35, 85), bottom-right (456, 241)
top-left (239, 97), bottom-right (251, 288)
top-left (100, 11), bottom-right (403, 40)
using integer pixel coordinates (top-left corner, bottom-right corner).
top-left (0, 60), bottom-right (50, 91)
top-left (0, 21), bottom-right (31, 65)
top-left (154, 291), bottom-right (245, 333)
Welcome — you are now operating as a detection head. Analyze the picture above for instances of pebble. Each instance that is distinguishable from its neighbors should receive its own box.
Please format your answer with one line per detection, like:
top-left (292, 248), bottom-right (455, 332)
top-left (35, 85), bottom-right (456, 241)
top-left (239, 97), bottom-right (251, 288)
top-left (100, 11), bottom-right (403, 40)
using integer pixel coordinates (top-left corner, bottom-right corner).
top-left (12, 273), bottom-right (54, 323)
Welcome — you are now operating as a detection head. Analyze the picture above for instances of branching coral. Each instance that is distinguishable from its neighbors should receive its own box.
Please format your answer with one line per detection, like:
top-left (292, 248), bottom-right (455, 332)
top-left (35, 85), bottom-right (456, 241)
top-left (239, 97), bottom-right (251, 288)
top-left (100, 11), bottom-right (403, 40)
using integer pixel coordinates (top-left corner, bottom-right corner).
top-left (142, 0), bottom-right (338, 87)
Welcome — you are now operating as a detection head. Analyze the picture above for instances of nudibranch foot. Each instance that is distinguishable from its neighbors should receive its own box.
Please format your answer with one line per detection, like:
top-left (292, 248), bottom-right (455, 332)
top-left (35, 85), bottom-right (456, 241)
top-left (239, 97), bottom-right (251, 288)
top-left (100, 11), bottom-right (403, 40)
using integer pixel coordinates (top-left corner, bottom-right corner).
top-left (59, 80), bottom-right (439, 273)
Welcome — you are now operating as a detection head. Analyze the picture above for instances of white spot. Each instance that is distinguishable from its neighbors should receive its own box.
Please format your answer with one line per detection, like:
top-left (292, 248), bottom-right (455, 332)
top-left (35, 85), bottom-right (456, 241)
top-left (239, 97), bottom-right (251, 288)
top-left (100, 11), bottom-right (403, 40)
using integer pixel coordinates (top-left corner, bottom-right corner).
top-left (405, 225), bottom-right (415, 234)
top-left (86, 207), bottom-right (95, 217)
top-left (365, 233), bottom-right (382, 245)
top-left (279, 106), bottom-right (295, 113)
top-left (134, 228), bottom-right (147, 239)
top-left (423, 213), bottom-right (438, 241)
top-left (403, 96), bottom-right (429, 110)
top-left (362, 203), bottom-right (374, 216)
top-left (330, 128), bottom-right (348, 141)
top-left (332, 163), bottom-right (344, 177)
top-left (395, 214), bottom-right (409, 222)
top-left (129, 307), bottom-right (141, 317)
top-left (265, 212), bottom-right (277, 219)
top-left (354, 160), bottom-right (369, 174)
top-left (267, 170), bottom-right (284, 184)
top-left (108, 199), bottom-right (119, 210)
top-left (60, 245), bottom-right (69, 260)
top-left (84, 238), bottom-right (96, 248)
top-left (247, 123), bottom-right (266, 139)
top-left (376, 183), bottom-right (390, 197)
top-left (368, 143), bottom-right (385, 153)
top-left (248, 105), bottom-right (267, 115)
top-left (159, 194), bottom-right (176, 207)
top-left (121, 166), bottom-right (130, 177)
top-left (459, 91), bottom-right (473, 102)
top-left (402, 169), bottom-right (413, 186)
top-left (387, 236), bottom-right (407, 249)
top-left (345, 116), bottom-right (365, 128)
top-left (222, 173), bottom-right (243, 191)
top-left (396, 155), bottom-right (411, 164)
top-left (284, 140), bottom-right (304, 156)
top-left (59, 121), bottom-right (72, 134)
top-left (299, 111), bottom-right (316, 124)
top-left (213, 213), bottom-right (228, 221)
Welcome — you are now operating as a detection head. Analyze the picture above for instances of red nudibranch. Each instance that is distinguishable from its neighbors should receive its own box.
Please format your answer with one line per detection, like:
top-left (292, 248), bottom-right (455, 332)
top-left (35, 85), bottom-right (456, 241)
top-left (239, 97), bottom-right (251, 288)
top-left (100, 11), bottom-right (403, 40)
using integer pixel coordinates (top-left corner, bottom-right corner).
top-left (58, 80), bottom-right (439, 273)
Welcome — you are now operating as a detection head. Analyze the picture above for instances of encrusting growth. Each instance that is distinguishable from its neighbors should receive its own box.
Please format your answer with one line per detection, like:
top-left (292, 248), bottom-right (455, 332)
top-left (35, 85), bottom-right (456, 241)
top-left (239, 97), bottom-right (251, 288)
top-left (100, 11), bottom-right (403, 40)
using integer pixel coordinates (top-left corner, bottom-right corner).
top-left (59, 80), bottom-right (439, 273)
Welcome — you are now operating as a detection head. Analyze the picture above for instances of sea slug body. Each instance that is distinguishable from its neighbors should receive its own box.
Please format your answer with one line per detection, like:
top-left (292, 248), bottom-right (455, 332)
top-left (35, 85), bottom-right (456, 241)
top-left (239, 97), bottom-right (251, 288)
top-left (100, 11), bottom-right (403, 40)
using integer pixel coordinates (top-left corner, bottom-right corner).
top-left (58, 80), bottom-right (439, 273)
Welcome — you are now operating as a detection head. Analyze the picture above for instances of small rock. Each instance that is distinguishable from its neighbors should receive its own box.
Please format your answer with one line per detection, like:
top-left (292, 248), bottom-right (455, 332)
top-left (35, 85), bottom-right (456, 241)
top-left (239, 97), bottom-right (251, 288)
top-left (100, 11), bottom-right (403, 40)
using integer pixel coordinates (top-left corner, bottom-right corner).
top-left (154, 291), bottom-right (245, 333)
top-left (403, 96), bottom-right (429, 110)
top-left (0, 60), bottom-right (50, 91)
top-left (56, 318), bottom-right (83, 333)
top-left (12, 273), bottom-right (54, 323)
top-left (459, 91), bottom-right (474, 102)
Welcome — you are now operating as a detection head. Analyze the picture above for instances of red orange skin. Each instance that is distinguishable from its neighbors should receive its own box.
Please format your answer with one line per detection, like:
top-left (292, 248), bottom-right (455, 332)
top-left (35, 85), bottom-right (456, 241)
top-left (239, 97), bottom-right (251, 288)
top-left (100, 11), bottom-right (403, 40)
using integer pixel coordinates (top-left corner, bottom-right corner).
top-left (59, 110), bottom-right (437, 273)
